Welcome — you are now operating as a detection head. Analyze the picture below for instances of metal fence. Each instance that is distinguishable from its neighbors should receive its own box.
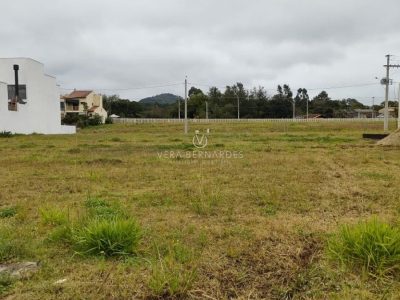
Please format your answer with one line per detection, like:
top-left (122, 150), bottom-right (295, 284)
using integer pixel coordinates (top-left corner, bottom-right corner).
top-left (113, 118), bottom-right (391, 124)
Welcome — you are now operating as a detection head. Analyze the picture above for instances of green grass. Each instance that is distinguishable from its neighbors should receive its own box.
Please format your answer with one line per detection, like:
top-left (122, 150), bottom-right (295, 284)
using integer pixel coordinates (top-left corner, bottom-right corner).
top-left (39, 206), bottom-right (68, 226)
top-left (1, 120), bottom-right (400, 298)
top-left (84, 197), bottom-right (125, 220)
top-left (0, 224), bottom-right (29, 263)
top-left (0, 207), bottom-right (18, 219)
top-left (0, 274), bottom-right (14, 295)
top-left (148, 256), bottom-right (197, 298)
top-left (71, 218), bottom-right (141, 257)
top-left (328, 219), bottom-right (400, 277)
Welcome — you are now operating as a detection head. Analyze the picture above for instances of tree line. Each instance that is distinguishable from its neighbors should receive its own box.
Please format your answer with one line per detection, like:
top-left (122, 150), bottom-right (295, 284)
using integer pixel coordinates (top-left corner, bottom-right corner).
top-left (103, 83), bottom-right (383, 119)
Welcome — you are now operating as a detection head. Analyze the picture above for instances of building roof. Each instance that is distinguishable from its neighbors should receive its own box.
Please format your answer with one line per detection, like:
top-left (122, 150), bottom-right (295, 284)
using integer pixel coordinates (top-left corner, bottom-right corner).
top-left (88, 106), bottom-right (99, 112)
top-left (64, 90), bottom-right (93, 99)
top-left (355, 109), bottom-right (374, 113)
top-left (379, 107), bottom-right (396, 113)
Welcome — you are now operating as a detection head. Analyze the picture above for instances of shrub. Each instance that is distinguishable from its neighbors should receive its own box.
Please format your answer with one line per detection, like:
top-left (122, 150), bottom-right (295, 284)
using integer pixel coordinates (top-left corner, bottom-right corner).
top-left (76, 116), bottom-right (90, 128)
top-left (328, 219), bottom-right (400, 277)
top-left (62, 114), bottom-right (103, 128)
top-left (61, 114), bottom-right (79, 125)
top-left (72, 218), bottom-right (141, 257)
top-left (0, 207), bottom-right (17, 218)
top-left (88, 114), bottom-right (103, 126)
top-left (0, 131), bottom-right (13, 138)
top-left (105, 117), bottom-right (113, 124)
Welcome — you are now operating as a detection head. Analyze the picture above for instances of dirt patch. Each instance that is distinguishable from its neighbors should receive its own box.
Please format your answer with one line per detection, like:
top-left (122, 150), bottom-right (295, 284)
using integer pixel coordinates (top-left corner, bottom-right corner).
top-left (84, 158), bottom-right (123, 165)
top-left (377, 130), bottom-right (400, 146)
top-left (196, 235), bottom-right (323, 299)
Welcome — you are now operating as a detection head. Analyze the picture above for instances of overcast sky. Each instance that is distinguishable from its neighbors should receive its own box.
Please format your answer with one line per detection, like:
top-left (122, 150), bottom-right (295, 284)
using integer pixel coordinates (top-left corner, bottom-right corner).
top-left (1, 0), bottom-right (400, 104)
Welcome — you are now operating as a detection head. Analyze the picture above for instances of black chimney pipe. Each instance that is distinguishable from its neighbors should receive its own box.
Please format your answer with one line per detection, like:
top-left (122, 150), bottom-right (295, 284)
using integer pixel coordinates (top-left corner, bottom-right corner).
top-left (13, 64), bottom-right (19, 100)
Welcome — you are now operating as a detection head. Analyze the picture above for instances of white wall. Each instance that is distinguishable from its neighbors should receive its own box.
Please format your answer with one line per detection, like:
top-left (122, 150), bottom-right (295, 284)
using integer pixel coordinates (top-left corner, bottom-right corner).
top-left (0, 58), bottom-right (75, 134)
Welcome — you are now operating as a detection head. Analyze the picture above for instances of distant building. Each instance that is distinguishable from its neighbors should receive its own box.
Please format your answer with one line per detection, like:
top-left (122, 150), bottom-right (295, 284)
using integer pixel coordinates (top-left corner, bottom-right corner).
top-left (60, 90), bottom-right (107, 122)
top-left (0, 58), bottom-right (75, 134)
top-left (298, 114), bottom-right (323, 119)
top-left (354, 109), bottom-right (374, 118)
top-left (378, 107), bottom-right (397, 118)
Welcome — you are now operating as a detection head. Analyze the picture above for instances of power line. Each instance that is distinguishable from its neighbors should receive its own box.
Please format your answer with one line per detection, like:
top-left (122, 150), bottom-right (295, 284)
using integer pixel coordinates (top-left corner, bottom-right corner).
top-left (59, 82), bottom-right (183, 92)
top-left (188, 81), bottom-right (380, 92)
top-left (307, 83), bottom-right (379, 91)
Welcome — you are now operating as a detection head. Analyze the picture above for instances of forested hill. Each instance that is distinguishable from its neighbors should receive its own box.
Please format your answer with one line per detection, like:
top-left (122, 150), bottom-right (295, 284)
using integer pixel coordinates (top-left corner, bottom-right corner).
top-left (139, 93), bottom-right (182, 105)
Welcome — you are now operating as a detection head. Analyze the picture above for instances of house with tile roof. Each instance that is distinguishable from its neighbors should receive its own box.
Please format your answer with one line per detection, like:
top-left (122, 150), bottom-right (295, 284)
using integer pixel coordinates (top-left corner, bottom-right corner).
top-left (61, 90), bottom-right (107, 122)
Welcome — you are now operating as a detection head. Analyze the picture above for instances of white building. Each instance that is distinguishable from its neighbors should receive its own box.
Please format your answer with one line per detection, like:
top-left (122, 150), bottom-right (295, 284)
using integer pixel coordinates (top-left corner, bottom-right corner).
top-left (0, 58), bottom-right (75, 134)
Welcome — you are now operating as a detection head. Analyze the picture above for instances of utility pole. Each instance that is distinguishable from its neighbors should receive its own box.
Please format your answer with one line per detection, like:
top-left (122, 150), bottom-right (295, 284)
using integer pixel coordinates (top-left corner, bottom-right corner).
top-left (292, 100), bottom-right (295, 119)
top-left (184, 76), bottom-right (188, 134)
top-left (178, 98), bottom-right (180, 120)
top-left (205, 100), bottom-right (208, 120)
top-left (306, 99), bottom-right (309, 120)
top-left (236, 93), bottom-right (240, 119)
top-left (384, 55), bottom-right (390, 132)
top-left (233, 89), bottom-right (240, 120)
top-left (372, 97), bottom-right (375, 118)
top-left (398, 83), bottom-right (400, 129)
top-left (383, 54), bottom-right (400, 132)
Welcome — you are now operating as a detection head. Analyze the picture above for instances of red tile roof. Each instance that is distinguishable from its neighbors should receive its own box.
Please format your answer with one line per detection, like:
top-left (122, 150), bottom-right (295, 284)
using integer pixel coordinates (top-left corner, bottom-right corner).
top-left (64, 90), bottom-right (92, 99)
top-left (88, 106), bottom-right (99, 112)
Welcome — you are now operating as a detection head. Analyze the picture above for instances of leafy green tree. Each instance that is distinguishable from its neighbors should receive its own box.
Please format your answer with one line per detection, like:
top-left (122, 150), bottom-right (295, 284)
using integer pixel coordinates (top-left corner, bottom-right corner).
top-left (294, 88), bottom-right (309, 117)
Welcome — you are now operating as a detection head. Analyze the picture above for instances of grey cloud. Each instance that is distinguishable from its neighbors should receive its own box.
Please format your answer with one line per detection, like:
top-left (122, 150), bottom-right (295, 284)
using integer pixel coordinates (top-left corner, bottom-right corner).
top-left (1, 0), bottom-right (400, 102)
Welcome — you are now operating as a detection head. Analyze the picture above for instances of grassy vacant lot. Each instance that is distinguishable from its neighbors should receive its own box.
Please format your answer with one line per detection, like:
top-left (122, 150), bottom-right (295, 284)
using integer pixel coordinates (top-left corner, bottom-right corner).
top-left (1, 121), bottom-right (400, 299)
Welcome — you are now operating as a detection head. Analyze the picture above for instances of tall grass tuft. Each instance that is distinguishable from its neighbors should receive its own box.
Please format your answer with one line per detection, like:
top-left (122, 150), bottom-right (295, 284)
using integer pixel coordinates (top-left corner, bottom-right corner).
top-left (72, 218), bottom-right (141, 257)
top-left (328, 219), bottom-right (400, 277)
top-left (39, 207), bottom-right (68, 226)
top-left (148, 256), bottom-right (196, 298)
top-left (0, 225), bottom-right (29, 262)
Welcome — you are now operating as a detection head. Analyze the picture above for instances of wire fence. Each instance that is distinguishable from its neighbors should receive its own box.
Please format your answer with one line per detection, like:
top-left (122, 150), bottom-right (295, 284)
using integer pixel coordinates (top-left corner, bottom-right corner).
top-left (114, 118), bottom-right (393, 124)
